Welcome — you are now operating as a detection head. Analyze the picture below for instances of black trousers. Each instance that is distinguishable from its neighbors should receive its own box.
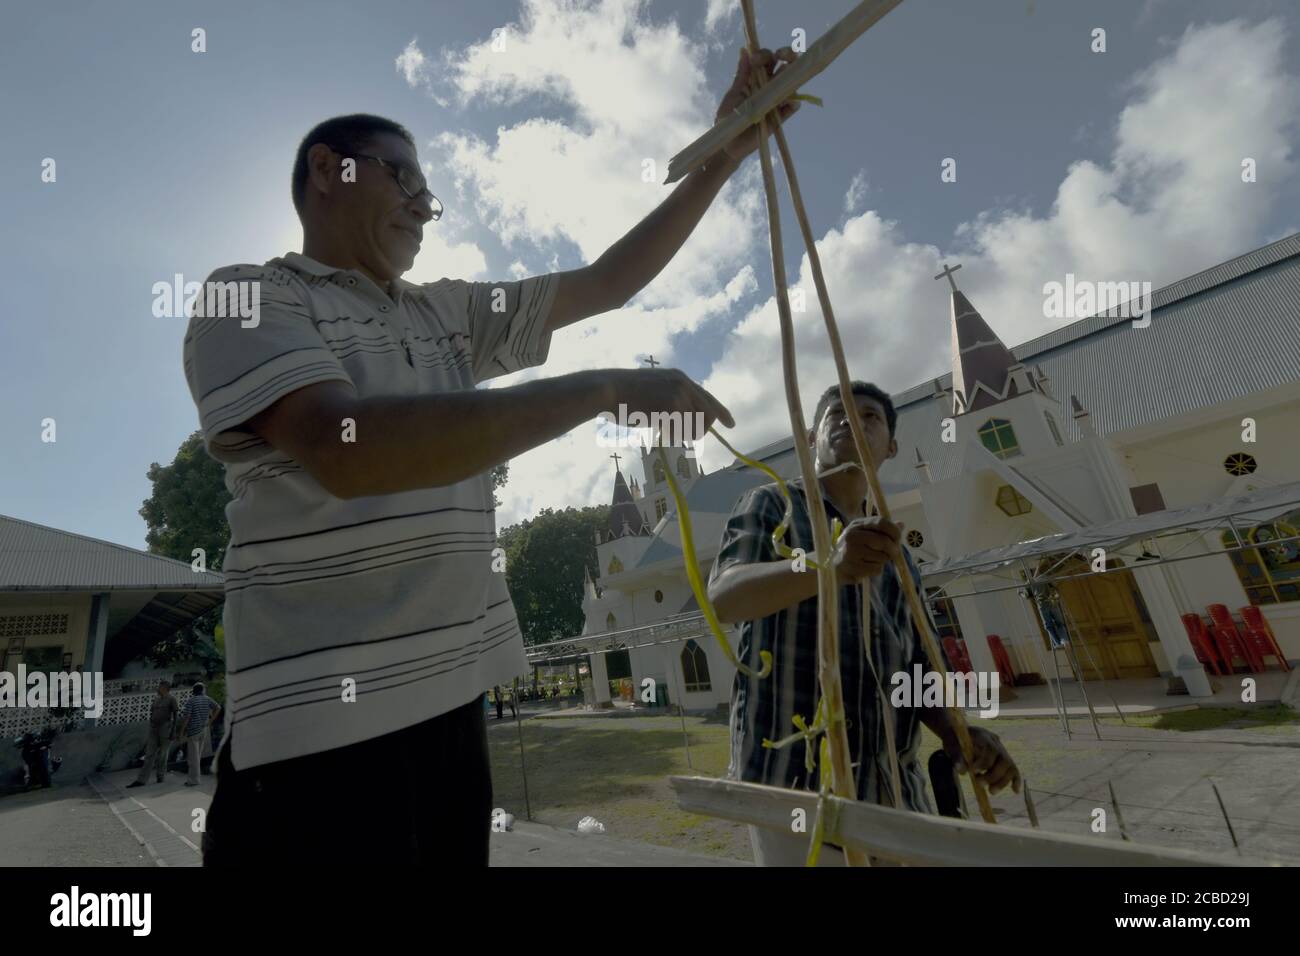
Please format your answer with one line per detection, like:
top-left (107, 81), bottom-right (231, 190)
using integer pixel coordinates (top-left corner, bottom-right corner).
top-left (202, 696), bottom-right (493, 866)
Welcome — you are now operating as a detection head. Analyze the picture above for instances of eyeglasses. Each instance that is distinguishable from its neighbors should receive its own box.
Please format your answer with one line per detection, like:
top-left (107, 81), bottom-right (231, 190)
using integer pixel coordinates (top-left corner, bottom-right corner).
top-left (346, 152), bottom-right (443, 220)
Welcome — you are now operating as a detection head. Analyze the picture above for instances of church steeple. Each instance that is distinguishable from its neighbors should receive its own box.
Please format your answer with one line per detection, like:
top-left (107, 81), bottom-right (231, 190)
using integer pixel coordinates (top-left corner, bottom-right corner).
top-left (937, 262), bottom-right (1035, 416)
top-left (607, 466), bottom-right (649, 539)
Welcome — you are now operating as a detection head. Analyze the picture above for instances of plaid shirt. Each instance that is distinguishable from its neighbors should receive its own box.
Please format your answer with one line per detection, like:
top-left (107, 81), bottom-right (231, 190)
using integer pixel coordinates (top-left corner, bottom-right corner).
top-left (709, 477), bottom-right (936, 813)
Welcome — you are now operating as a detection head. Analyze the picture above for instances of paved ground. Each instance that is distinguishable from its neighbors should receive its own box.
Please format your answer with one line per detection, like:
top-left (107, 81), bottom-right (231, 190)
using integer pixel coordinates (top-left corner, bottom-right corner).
top-left (0, 765), bottom-right (741, 867)
top-left (0, 780), bottom-right (152, 866)
top-left (4, 699), bottom-right (1297, 866)
top-left (962, 714), bottom-right (1300, 862)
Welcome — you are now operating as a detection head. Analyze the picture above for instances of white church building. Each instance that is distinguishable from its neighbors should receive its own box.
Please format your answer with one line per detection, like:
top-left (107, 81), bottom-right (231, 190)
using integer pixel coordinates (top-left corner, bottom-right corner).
top-left (555, 233), bottom-right (1300, 712)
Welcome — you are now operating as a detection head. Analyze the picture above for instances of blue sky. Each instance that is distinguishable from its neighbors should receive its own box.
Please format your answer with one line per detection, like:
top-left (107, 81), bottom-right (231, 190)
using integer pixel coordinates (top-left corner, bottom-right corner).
top-left (3, 0), bottom-right (1298, 548)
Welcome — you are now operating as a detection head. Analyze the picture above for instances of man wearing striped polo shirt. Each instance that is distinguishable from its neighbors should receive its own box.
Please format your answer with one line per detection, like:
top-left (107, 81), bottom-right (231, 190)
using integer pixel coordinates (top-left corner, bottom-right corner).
top-left (177, 683), bottom-right (221, 786)
top-left (708, 382), bottom-right (1021, 865)
top-left (185, 48), bottom-right (801, 866)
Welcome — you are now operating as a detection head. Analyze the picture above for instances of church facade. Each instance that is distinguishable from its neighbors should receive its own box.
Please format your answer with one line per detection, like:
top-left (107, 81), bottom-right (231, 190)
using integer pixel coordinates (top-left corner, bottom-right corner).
top-left (572, 233), bottom-right (1300, 711)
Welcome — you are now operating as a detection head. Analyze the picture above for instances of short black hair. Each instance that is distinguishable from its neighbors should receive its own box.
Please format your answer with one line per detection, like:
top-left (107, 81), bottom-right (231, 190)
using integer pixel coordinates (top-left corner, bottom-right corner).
top-left (193, 682), bottom-right (205, 695)
top-left (812, 381), bottom-right (897, 438)
top-left (292, 114), bottom-right (416, 216)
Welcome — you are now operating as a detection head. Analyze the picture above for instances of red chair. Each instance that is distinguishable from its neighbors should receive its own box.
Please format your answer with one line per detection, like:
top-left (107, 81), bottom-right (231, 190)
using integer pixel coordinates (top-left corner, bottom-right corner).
top-left (1239, 606), bottom-right (1292, 672)
top-left (942, 636), bottom-right (973, 673)
top-left (986, 635), bottom-right (1018, 686)
top-left (1180, 613), bottom-right (1225, 676)
top-left (1207, 604), bottom-right (1264, 672)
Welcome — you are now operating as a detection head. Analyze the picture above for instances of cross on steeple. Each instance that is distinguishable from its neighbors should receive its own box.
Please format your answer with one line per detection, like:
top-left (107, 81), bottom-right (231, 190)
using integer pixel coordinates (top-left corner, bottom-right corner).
top-left (609, 452), bottom-right (623, 471)
top-left (934, 262), bottom-right (963, 292)
top-left (642, 355), bottom-right (661, 368)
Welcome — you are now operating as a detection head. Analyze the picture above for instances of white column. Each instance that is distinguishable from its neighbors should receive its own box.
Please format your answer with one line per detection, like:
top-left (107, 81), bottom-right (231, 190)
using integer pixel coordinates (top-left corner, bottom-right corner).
top-left (1086, 435), bottom-right (1210, 696)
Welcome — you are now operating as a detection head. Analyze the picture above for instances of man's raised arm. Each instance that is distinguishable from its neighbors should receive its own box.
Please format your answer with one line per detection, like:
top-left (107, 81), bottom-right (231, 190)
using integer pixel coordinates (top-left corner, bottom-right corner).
top-left (545, 46), bottom-right (801, 333)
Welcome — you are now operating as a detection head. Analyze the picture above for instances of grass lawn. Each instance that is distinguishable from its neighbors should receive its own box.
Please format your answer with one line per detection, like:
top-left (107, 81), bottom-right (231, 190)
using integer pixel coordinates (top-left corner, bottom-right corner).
top-left (1103, 703), bottom-right (1300, 734)
top-left (487, 714), bottom-right (751, 859)
top-left (487, 704), bottom-right (1300, 860)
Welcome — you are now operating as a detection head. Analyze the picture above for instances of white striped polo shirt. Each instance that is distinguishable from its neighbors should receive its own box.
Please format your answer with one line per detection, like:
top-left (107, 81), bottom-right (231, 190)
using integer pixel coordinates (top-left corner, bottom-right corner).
top-left (182, 251), bottom-right (558, 770)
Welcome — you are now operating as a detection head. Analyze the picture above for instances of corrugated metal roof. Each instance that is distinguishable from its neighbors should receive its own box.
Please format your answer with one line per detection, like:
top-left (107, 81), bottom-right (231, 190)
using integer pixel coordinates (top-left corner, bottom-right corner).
top-left (0, 515), bottom-right (226, 591)
top-left (737, 233), bottom-right (1300, 491)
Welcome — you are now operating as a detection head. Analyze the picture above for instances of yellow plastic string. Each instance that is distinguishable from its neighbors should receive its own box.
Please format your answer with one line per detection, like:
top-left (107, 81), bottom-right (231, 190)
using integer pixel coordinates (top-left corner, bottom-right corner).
top-left (708, 426), bottom-right (842, 567)
top-left (656, 442), bottom-right (772, 680)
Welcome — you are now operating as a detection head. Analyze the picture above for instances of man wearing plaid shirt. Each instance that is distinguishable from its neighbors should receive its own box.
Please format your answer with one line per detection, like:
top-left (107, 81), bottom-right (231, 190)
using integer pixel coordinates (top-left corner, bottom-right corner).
top-left (708, 381), bottom-right (1020, 865)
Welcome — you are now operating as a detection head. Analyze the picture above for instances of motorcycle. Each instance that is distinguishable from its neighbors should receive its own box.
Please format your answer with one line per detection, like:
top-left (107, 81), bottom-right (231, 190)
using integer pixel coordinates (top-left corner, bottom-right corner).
top-left (13, 728), bottom-right (63, 789)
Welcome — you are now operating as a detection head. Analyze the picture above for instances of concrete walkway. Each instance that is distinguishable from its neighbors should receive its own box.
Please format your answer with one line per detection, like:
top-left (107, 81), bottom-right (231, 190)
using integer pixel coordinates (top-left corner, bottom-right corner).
top-left (987, 669), bottom-right (1296, 719)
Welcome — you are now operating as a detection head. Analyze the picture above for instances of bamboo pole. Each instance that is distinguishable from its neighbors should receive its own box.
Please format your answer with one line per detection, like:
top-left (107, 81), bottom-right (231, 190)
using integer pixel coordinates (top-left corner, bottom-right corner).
top-left (512, 676), bottom-right (532, 821)
top-left (666, 0), bottom-right (906, 183)
top-left (739, 0), bottom-right (867, 868)
top-left (738, 0), bottom-right (994, 825)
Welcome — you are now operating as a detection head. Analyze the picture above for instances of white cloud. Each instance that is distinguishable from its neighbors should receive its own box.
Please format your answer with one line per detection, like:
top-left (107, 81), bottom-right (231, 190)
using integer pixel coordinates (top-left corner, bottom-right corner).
top-left (401, 0), bottom-right (768, 526)
top-left (844, 168), bottom-right (868, 213)
top-left (697, 18), bottom-right (1299, 472)
top-left (410, 0), bottom-right (758, 308)
top-left (704, 0), bottom-right (738, 35)
top-left (400, 10), bottom-right (1297, 527)
top-left (395, 38), bottom-right (426, 87)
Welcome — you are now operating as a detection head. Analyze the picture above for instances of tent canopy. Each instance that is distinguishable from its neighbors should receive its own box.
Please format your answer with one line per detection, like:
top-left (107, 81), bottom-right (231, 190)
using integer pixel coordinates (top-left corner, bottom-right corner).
top-left (920, 479), bottom-right (1300, 583)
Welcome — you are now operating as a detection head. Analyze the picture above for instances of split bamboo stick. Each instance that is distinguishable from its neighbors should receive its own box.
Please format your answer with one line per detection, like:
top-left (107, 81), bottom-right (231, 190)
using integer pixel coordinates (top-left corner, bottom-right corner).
top-left (737, 0), bottom-right (994, 824)
top-left (666, 0), bottom-right (907, 183)
top-left (740, 0), bottom-right (869, 868)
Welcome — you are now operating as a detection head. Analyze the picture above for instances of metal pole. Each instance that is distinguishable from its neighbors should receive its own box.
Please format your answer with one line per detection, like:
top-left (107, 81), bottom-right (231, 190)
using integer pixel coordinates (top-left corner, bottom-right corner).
top-left (1024, 781), bottom-right (1040, 828)
top-left (1055, 594), bottom-right (1117, 736)
top-left (1051, 641), bottom-right (1072, 741)
top-left (1018, 561), bottom-right (1070, 738)
top-left (1064, 639), bottom-right (1104, 741)
top-left (1108, 780), bottom-right (1131, 841)
top-left (1210, 780), bottom-right (1241, 854)
top-left (512, 677), bottom-right (532, 821)
top-left (671, 654), bottom-right (693, 769)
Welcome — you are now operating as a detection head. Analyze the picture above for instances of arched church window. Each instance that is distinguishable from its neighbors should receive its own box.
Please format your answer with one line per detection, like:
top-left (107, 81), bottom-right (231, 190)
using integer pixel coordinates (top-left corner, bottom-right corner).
top-left (653, 459), bottom-right (666, 484)
top-left (676, 455), bottom-right (691, 478)
top-left (605, 612), bottom-right (618, 631)
top-left (1221, 511), bottom-right (1300, 604)
top-left (1044, 411), bottom-right (1064, 446)
top-left (608, 555), bottom-right (624, 575)
top-left (681, 639), bottom-right (712, 692)
top-left (654, 498), bottom-right (668, 521)
top-left (978, 419), bottom-right (1021, 459)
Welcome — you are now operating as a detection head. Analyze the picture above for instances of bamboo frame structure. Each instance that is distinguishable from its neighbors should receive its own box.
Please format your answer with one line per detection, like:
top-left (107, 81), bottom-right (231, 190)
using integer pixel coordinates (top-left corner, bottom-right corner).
top-left (738, 0), bottom-right (868, 867)
top-left (669, 776), bottom-right (1261, 867)
top-left (730, 0), bottom-right (995, 844)
top-left (665, 0), bottom-right (907, 183)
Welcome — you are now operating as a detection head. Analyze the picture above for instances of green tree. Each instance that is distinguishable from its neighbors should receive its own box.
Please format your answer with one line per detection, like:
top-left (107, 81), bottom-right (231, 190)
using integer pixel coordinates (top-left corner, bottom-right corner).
top-left (497, 505), bottom-right (609, 646)
top-left (490, 462), bottom-right (509, 508)
top-left (140, 431), bottom-right (232, 570)
top-left (139, 431), bottom-right (231, 671)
